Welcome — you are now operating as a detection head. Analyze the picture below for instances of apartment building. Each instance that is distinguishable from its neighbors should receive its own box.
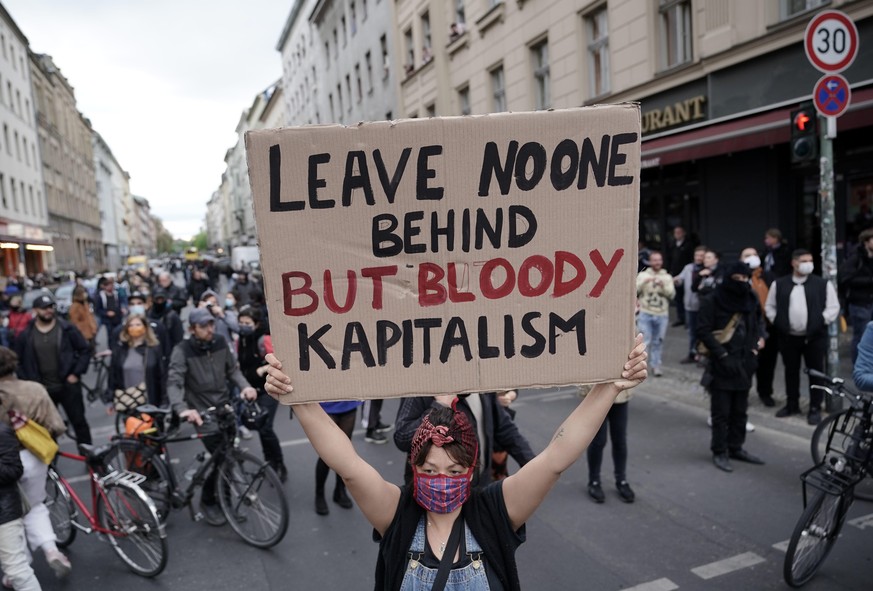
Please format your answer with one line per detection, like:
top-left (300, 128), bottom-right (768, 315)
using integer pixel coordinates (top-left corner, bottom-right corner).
top-left (93, 130), bottom-right (132, 271)
top-left (395, 0), bottom-right (873, 258)
top-left (0, 4), bottom-right (51, 278)
top-left (30, 53), bottom-right (104, 273)
top-left (277, 0), bottom-right (399, 125)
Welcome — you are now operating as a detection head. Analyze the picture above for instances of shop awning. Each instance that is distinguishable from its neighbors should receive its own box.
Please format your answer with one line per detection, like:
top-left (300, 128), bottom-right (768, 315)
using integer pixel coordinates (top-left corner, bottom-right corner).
top-left (641, 86), bottom-right (873, 168)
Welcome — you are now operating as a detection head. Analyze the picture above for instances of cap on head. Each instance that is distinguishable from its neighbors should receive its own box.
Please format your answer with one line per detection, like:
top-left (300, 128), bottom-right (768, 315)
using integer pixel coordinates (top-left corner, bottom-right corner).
top-left (151, 287), bottom-right (168, 301)
top-left (200, 289), bottom-right (218, 302)
top-left (32, 294), bottom-right (56, 309)
top-left (188, 308), bottom-right (214, 326)
top-left (128, 291), bottom-right (147, 303)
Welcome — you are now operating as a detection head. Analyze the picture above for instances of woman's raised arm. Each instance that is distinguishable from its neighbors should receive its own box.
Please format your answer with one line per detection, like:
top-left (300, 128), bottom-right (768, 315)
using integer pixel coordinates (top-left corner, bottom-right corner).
top-left (501, 334), bottom-right (647, 530)
top-left (263, 354), bottom-right (401, 534)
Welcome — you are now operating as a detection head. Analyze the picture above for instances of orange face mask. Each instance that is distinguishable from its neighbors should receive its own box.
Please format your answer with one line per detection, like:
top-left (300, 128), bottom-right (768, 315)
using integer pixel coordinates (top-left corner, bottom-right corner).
top-left (127, 325), bottom-right (146, 338)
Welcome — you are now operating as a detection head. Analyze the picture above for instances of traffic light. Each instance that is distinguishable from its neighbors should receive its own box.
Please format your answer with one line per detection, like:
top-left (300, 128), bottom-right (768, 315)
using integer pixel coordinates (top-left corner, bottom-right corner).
top-left (790, 105), bottom-right (818, 165)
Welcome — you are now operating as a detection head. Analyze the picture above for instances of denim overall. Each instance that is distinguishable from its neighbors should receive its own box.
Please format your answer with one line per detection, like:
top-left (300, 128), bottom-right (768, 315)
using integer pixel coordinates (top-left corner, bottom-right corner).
top-left (399, 516), bottom-right (490, 591)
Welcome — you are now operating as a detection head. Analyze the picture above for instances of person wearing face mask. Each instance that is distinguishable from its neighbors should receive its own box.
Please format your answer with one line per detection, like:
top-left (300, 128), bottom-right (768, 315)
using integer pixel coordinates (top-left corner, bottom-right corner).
top-left (67, 286), bottom-right (97, 350)
top-left (237, 307), bottom-right (286, 482)
top-left (740, 247), bottom-right (778, 408)
top-left (113, 292), bottom-right (171, 368)
top-left (167, 307), bottom-right (257, 526)
top-left (13, 294), bottom-right (92, 444)
top-left (262, 337), bottom-right (647, 591)
top-left (147, 288), bottom-right (183, 362)
top-left (197, 289), bottom-right (238, 355)
top-left (765, 250), bottom-right (840, 425)
top-left (107, 314), bottom-right (166, 408)
top-left (838, 227), bottom-right (873, 363)
top-left (5, 295), bottom-right (30, 346)
top-left (697, 262), bottom-right (766, 472)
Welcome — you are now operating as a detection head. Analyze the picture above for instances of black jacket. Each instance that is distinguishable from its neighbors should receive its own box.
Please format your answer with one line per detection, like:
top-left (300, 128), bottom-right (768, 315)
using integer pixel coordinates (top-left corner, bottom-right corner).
top-left (14, 318), bottom-right (90, 382)
top-left (839, 244), bottom-right (873, 306)
top-left (0, 422), bottom-right (24, 526)
top-left (394, 394), bottom-right (536, 487)
top-left (107, 341), bottom-right (167, 406)
top-left (697, 292), bottom-right (762, 391)
top-left (167, 335), bottom-right (250, 416)
top-left (231, 280), bottom-right (262, 308)
top-left (667, 239), bottom-right (695, 276)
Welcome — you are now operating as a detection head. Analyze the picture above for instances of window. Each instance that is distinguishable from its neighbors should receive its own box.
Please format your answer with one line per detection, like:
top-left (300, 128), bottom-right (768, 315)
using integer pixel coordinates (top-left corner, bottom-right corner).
top-left (10, 177), bottom-right (17, 211)
top-left (341, 16), bottom-right (347, 46)
top-left (426, 103), bottom-right (436, 117)
top-left (659, 0), bottom-right (692, 70)
top-left (0, 34), bottom-right (5, 59)
top-left (337, 83), bottom-right (343, 115)
top-left (350, 2), bottom-right (357, 35)
top-left (421, 12), bottom-right (432, 63)
top-left (490, 66), bottom-right (506, 112)
top-left (0, 174), bottom-right (5, 208)
top-left (381, 35), bottom-right (390, 79)
top-left (13, 131), bottom-right (19, 161)
top-left (10, 46), bottom-right (14, 70)
top-left (346, 75), bottom-right (352, 111)
top-left (15, 89), bottom-right (21, 116)
top-left (22, 183), bottom-right (27, 214)
top-left (780, 0), bottom-right (827, 20)
top-left (455, 0), bottom-right (466, 26)
top-left (365, 51), bottom-right (373, 92)
top-left (325, 41), bottom-right (330, 68)
top-left (24, 99), bottom-right (29, 123)
top-left (333, 29), bottom-right (339, 56)
top-left (362, 0), bottom-right (368, 21)
top-left (23, 138), bottom-right (28, 166)
top-left (458, 86), bottom-right (471, 115)
top-left (531, 39), bottom-right (550, 110)
top-left (355, 64), bottom-right (363, 101)
top-left (404, 28), bottom-right (415, 74)
top-left (28, 186), bottom-right (34, 217)
top-left (586, 7), bottom-right (610, 97)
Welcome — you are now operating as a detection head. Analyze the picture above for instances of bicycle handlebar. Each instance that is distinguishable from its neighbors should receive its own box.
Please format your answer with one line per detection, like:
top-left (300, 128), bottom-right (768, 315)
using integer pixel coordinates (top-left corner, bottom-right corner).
top-left (805, 368), bottom-right (873, 410)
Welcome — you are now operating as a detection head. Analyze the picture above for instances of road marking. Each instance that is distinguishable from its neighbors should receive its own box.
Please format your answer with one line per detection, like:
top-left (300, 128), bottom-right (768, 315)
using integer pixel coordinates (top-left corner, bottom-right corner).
top-left (773, 540), bottom-right (790, 552)
top-left (847, 512), bottom-right (873, 530)
top-left (691, 552), bottom-right (765, 579)
top-left (622, 578), bottom-right (679, 591)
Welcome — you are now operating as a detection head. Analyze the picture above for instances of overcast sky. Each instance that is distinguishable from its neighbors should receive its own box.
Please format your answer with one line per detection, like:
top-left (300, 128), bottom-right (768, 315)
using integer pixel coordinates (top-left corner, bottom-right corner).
top-left (3, 0), bottom-right (291, 240)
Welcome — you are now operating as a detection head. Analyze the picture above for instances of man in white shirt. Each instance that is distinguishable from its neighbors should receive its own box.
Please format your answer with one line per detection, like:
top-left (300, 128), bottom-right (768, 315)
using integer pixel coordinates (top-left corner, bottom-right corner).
top-left (765, 249), bottom-right (840, 425)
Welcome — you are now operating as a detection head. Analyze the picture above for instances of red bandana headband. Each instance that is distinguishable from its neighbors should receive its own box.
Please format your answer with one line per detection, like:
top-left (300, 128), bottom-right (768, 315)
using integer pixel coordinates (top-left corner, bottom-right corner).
top-left (409, 398), bottom-right (478, 467)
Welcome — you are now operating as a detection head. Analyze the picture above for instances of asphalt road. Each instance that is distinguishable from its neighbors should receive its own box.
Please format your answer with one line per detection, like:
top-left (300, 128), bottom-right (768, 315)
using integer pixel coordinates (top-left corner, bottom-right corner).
top-left (30, 375), bottom-right (872, 591)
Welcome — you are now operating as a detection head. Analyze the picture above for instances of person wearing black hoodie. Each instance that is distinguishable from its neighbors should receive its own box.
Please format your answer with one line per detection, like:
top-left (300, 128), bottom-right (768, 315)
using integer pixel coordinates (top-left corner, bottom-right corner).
top-left (697, 261), bottom-right (766, 473)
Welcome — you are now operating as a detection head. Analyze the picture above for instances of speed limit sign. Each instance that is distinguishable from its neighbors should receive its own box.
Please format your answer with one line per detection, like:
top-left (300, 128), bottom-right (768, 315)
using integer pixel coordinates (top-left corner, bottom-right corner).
top-left (805, 10), bottom-right (859, 73)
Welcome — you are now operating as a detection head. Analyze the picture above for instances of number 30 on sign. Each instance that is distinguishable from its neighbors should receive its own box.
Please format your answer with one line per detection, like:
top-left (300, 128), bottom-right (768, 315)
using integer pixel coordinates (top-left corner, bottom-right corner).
top-left (805, 10), bottom-right (859, 74)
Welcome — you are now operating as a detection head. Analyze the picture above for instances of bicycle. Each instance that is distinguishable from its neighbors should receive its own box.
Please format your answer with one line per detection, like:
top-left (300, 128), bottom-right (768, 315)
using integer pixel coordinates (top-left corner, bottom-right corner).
top-left (810, 398), bottom-right (873, 502)
top-left (44, 444), bottom-right (168, 577)
top-left (109, 403), bottom-right (288, 549)
top-left (783, 368), bottom-right (873, 588)
top-left (81, 349), bottom-right (112, 403)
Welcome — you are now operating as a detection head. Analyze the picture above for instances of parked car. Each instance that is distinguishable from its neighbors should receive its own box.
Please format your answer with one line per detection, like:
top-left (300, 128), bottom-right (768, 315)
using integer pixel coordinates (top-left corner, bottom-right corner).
top-left (21, 288), bottom-right (52, 311)
top-left (54, 283), bottom-right (76, 316)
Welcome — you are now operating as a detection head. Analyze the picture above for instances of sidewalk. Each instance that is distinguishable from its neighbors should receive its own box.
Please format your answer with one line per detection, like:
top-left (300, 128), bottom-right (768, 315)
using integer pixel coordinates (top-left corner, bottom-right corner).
top-left (639, 310), bottom-right (855, 439)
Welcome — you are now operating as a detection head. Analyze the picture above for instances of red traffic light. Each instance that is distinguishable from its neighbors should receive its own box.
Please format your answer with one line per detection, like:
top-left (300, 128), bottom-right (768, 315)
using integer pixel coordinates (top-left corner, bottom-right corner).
top-left (794, 111), bottom-right (811, 131)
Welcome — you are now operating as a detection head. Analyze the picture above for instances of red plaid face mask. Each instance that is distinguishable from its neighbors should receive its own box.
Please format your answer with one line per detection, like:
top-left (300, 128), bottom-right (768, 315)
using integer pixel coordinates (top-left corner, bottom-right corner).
top-left (412, 466), bottom-right (474, 513)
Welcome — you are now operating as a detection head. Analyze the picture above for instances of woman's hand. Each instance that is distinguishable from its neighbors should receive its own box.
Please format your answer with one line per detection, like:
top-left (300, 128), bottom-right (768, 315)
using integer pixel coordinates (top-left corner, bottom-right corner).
top-left (264, 353), bottom-right (294, 398)
top-left (497, 390), bottom-right (517, 407)
top-left (613, 334), bottom-right (647, 391)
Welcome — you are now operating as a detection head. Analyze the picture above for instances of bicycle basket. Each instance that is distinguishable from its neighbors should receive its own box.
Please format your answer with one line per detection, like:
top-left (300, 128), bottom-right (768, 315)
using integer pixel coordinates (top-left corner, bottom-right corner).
top-left (125, 413), bottom-right (157, 438)
top-left (824, 409), bottom-right (873, 470)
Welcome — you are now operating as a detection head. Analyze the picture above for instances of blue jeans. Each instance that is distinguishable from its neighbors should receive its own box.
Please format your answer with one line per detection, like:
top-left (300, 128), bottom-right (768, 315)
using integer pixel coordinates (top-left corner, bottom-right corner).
top-left (686, 310), bottom-right (699, 358)
top-left (638, 312), bottom-right (669, 369)
top-left (849, 303), bottom-right (873, 364)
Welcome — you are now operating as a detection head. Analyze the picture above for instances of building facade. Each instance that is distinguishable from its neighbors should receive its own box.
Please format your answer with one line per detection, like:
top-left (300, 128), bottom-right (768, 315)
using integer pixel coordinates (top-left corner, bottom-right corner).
top-left (30, 53), bottom-right (103, 273)
top-left (393, 0), bottom-right (873, 260)
top-left (130, 195), bottom-right (155, 256)
top-left (93, 130), bottom-right (131, 271)
top-left (278, 0), bottom-right (399, 125)
top-left (0, 5), bottom-right (51, 279)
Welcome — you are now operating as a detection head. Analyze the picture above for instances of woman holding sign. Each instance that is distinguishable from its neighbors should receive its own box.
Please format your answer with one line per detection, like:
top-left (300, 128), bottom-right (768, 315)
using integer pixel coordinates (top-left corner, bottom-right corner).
top-left (262, 335), bottom-right (646, 590)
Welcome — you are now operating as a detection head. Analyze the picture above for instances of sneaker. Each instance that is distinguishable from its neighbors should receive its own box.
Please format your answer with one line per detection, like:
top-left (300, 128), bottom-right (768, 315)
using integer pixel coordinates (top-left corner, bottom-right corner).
top-left (238, 425), bottom-right (254, 440)
top-left (746, 422), bottom-right (755, 433)
top-left (44, 547), bottom-right (71, 578)
top-left (616, 480), bottom-right (635, 503)
top-left (653, 367), bottom-right (663, 377)
top-left (374, 421), bottom-right (394, 433)
top-left (199, 501), bottom-right (227, 526)
top-left (587, 481), bottom-right (605, 503)
top-left (364, 430), bottom-right (388, 444)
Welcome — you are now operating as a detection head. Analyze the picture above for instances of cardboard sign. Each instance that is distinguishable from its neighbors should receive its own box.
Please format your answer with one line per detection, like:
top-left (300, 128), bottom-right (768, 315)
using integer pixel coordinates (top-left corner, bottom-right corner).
top-left (245, 105), bottom-right (640, 404)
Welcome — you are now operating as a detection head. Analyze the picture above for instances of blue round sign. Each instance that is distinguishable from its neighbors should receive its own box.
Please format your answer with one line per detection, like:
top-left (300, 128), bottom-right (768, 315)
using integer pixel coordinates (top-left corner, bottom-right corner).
top-left (813, 74), bottom-right (851, 117)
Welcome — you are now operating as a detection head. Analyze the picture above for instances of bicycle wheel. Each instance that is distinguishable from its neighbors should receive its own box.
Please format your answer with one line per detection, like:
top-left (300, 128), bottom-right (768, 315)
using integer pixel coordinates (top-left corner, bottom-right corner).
top-left (217, 450), bottom-right (288, 548)
top-left (44, 468), bottom-right (76, 548)
top-left (107, 439), bottom-right (173, 522)
top-left (783, 490), bottom-right (852, 587)
top-left (811, 410), bottom-right (873, 502)
top-left (97, 481), bottom-right (168, 577)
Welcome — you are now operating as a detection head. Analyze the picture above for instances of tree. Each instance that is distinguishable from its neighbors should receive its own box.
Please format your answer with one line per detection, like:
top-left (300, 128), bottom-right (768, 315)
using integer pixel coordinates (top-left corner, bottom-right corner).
top-left (151, 215), bottom-right (175, 255)
top-left (191, 230), bottom-right (208, 252)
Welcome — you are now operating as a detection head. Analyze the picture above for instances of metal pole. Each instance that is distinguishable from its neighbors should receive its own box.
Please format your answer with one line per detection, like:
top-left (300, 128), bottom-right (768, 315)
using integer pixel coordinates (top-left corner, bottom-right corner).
top-left (820, 115), bottom-right (842, 412)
